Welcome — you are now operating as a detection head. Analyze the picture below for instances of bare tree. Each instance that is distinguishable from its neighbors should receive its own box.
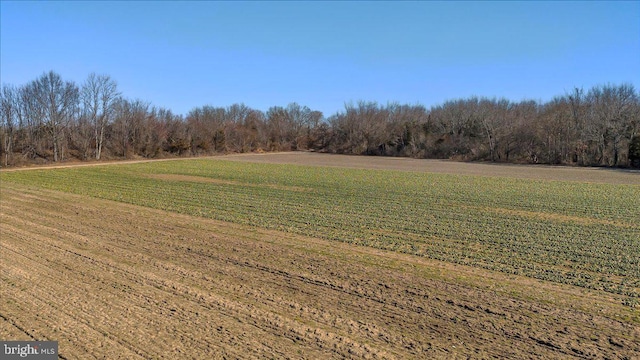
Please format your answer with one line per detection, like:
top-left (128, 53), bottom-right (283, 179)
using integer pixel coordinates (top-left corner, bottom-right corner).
top-left (586, 84), bottom-right (638, 166)
top-left (186, 105), bottom-right (227, 153)
top-left (266, 106), bottom-right (289, 151)
top-left (566, 87), bottom-right (589, 164)
top-left (508, 100), bottom-right (539, 163)
top-left (0, 85), bottom-right (18, 166)
top-left (81, 73), bottom-right (120, 160)
top-left (285, 103), bottom-right (314, 150)
top-left (27, 71), bottom-right (79, 162)
top-left (19, 82), bottom-right (47, 159)
top-left (223, 103), bottom-right (252, 152)
top-left (112, 98), bottom-right (150, 158)
top-left (306, 110), bottom-right (324, 149)
top-left (71, 110), bottom-right (93, 160)
top-left (3, 70), bottom-right (639, 167)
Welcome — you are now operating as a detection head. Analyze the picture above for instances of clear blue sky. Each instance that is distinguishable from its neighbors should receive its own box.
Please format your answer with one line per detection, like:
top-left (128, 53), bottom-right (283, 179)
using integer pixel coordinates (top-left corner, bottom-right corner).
top-left (2, 1), bottom-right (639, 117)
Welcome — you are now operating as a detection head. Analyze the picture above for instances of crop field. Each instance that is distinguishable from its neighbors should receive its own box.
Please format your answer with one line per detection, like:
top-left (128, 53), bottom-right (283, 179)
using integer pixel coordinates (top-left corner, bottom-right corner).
top-left (1, 153), bottom-right (639, 358)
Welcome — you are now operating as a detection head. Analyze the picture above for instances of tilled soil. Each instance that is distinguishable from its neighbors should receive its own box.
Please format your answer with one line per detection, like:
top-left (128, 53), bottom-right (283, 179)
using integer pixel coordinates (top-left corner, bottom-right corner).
top-left (221, 152), bottom-right (640, 185)
top-left (1, 184), bottom-right (639, 359)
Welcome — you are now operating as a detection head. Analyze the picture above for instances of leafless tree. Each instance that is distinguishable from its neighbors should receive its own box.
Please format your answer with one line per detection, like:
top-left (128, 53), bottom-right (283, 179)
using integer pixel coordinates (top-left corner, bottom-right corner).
top-left (81, 73), bottom-right (120, 160)
top-left (186, 105), bottom-right (227, 153)
top-left (223, 103), bottom-right (251, 152)
top-left (585, 84), bottom-right (638, 166)
top-left (112, 98), bottom-right (149, 158)
top-left (0, 85), bottom-right (18, 166)
top-left (26, 71), bottom-right (79, 162)
top-left (266, 106), bottom-right (290, 151)
top-left (2, 71), bottom-right (638, 167)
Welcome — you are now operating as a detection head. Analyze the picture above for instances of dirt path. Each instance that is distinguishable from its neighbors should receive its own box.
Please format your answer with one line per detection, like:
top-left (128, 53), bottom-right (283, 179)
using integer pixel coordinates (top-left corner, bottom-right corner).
top-left (1, 184), bottom-right (638, 359)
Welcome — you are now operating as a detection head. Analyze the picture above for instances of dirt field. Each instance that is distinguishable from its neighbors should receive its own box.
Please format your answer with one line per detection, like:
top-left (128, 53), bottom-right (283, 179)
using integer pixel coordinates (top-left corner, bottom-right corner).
top-left (1, 193), bottom-right (638, 358)
top-left (221, 152), bottom-right (640, 185)
top-left (1, 153), bottom-right (639, 359)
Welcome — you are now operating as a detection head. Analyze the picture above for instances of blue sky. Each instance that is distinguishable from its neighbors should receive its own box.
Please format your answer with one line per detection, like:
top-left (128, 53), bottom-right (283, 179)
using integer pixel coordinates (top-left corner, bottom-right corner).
top-left (1, 1), bottom-right (638, 117)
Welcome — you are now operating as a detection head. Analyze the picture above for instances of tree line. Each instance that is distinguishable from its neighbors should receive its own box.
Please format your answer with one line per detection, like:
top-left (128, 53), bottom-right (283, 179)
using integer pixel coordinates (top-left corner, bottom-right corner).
top-left (1, 71), bottom-right (639, 167)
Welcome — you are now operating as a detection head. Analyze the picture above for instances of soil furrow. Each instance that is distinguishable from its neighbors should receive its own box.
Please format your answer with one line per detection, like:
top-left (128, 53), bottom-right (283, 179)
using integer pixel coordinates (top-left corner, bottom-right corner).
top-left (1, 184), bottom-right (639, 359)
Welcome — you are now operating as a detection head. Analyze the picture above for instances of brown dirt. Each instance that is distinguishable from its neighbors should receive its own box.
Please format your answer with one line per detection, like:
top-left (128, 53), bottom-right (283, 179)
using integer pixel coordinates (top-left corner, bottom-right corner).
top-left (220, 152), bottom-right (640, 185)
top-left (1, 183), bottom-right (639, 359)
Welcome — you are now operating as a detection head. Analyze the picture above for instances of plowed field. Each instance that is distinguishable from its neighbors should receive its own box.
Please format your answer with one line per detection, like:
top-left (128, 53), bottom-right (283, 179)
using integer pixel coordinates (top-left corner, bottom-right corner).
top-left (1, 153), bottom-right (639, 359)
